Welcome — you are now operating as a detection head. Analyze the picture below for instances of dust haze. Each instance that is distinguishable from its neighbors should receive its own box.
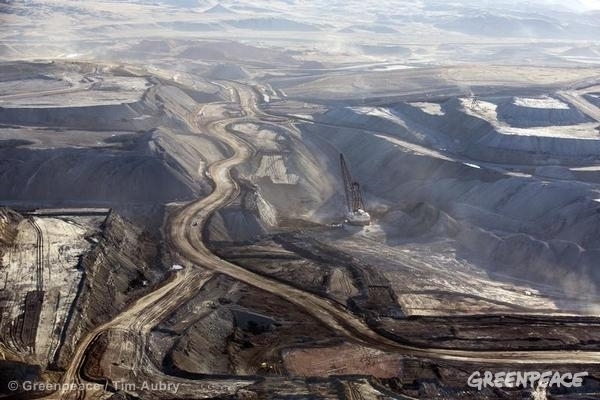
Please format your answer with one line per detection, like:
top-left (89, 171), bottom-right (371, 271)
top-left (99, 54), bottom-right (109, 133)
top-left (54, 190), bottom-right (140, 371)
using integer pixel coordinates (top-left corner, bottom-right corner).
top-left (1, 1), bottom-right (600, 399)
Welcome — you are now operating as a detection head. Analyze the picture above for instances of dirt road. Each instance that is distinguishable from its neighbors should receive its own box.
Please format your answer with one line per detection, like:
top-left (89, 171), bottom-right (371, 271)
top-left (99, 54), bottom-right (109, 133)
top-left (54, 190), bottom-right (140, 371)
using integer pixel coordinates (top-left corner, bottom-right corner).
top-left (54, 80), bottom-right (600, 400)
top-left (558, 86), bottom-right (600, 123)
top-left (168, 83), bottom-right (600, 365)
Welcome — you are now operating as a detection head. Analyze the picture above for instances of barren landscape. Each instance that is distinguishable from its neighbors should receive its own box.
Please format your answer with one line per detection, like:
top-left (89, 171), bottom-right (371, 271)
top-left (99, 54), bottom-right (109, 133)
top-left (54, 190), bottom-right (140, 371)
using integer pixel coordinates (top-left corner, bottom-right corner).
top-left (1, 1), bottom-right (600, 399)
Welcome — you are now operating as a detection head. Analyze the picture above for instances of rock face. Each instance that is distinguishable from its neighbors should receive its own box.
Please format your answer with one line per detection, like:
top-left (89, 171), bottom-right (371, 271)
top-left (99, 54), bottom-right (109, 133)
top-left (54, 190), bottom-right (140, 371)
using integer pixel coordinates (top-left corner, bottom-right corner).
top-left (169, 307), bottom-right (235, 375)
top-left (242, 187), bottom-right (277, 227)
top-left (206, 184), bottom-right (277, 243)
top-left (380, 202), bottom-right (459, 239)
top-left (0, 208), bottom-right (22, 251)
top-left (56, 212), bottom-right (165, 369)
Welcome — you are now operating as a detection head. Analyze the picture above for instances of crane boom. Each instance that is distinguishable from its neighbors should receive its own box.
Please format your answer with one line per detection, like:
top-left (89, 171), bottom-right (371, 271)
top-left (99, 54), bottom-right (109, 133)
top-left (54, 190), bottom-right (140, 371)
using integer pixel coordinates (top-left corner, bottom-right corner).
top-left (340, 154), bottom-right (365, 213)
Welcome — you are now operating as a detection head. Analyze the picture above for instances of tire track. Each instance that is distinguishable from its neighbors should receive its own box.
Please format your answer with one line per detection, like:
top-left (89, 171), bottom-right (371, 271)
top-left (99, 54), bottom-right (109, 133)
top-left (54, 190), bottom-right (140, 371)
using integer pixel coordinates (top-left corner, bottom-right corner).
top-left (29, 217), bottom-right (44, 292)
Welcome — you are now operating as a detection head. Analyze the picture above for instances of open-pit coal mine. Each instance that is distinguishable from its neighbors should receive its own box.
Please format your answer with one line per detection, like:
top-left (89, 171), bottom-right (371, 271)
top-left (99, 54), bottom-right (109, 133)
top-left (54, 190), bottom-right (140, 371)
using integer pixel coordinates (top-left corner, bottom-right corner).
top-left (2, 1), bottom-right (600, 399)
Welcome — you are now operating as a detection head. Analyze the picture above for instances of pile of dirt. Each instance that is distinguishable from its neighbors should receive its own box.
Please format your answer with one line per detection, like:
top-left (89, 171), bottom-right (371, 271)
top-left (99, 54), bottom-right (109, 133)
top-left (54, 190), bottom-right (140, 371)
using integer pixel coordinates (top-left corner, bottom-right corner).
top-left (562, 45), bottom-right (600, 58)
top-left (155, 274), bottom-right (238, 375)
top-left (233, 122), bottom-right (339, 224)
top-left (0, 138), bottom-right (198, 207)
top-left (0, 82), bottom-right (218, 209)
top-left (380, 202), bottom-right (460, 238)
top-left (457, 226), bottom-right (600, 297)
top-left (170, 308), bottom-right (235, 374)
top-left (496, 96), bottom-right (590, 128)
top-left (0, 70), bottom-right (213, 211)
top-left (205, 63), bottom-right (250, 80)
top-left (436, 13), bottom-right (568, 39)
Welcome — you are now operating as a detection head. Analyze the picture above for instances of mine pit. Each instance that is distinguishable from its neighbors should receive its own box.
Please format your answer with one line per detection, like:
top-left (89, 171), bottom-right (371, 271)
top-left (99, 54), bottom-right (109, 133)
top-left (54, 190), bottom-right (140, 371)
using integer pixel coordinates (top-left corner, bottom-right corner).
top-left (2, 8), bottom-right (600, 395)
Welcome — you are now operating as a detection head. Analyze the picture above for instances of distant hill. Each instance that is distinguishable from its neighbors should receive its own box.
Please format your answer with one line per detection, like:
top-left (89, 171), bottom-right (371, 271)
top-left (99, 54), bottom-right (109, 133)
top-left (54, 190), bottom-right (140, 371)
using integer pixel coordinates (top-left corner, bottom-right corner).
top-left (159, 21), bottom-right (222, 32)
top-left (436, 13), bottom-right (565, 38)
top-left (359, 44), bottom-right (411, 57)
top-left (339, 24), bottom-right (398, 34)
top-left (562, 45), bottom-right (600, 58)
top-left (0, 43), bottom-right (16, 56)
top-left (161, 0), bottom-right (200, 8)
top-left (178, 41), bottom-right (296, 65)
top-left (437, 11), bottom-right (600, 40)
top-left (203, 3), bottom-right (234, 14)
top-left (227, 4), bottom-right (273, 13)
top-left (205, 63), bottom-right (250, 80)
top-left (226, 17), bottom-right (321, 31)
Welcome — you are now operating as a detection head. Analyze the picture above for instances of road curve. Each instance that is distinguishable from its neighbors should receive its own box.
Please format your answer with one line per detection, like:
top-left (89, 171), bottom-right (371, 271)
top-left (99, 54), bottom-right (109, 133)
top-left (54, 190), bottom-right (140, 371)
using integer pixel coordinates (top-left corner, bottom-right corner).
top-left (51, 82), bottom-right (259, 400)
top-left (56, 268), bottom-right (194, 399)
top-left (557, 90), bottom-right (600, 123)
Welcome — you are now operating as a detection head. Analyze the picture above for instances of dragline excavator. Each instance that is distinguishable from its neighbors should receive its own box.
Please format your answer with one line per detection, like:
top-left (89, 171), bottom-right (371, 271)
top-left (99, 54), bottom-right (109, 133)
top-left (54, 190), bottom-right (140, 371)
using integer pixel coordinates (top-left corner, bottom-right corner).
top-left (340, 153), bottom-right (371, 226)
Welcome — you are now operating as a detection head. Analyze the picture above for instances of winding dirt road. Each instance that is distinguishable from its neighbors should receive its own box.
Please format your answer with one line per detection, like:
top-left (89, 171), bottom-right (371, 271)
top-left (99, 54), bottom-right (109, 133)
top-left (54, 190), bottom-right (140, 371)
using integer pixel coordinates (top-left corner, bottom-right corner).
top-left (168, 83), bottom-right (600, 365)
top-left (55, 80), bottom-right (600, 400)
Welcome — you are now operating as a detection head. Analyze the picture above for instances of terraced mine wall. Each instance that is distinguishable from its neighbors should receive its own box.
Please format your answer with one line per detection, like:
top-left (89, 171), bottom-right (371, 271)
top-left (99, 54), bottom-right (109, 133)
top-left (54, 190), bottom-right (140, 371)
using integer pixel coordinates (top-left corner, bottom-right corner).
top-left (299, 121), bottom-right (600, 297)
top-left (0, 101), bottom-right (158, 131)
top-left (315, 99), bottom-right (600, 163)
top-left (495, 99), bottom-right (591, 127)
top-left (0, 143), bottom-right (197, 206)
top-left (396, 97), bottom-right (600, 161)
top-left (55, 212), bottom-right (166, 370)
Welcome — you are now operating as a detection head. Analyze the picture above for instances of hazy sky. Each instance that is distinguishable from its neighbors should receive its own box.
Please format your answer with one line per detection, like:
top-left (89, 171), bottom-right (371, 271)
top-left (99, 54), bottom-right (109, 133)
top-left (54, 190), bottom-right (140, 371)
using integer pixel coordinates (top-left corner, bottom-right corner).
top-left (576, 0), bottom-right (600, 10)
top-left (554, 0), bottom-right (600, 10)
top-left (422, 0), bottom-right (600, 11)
top-left (479, 0), bottom-right (600, 11)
